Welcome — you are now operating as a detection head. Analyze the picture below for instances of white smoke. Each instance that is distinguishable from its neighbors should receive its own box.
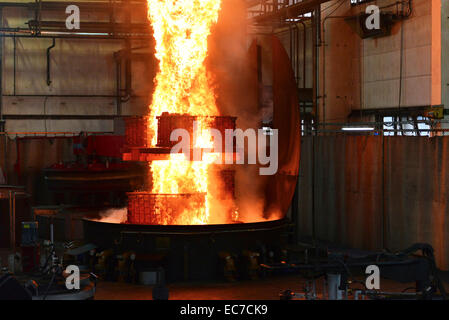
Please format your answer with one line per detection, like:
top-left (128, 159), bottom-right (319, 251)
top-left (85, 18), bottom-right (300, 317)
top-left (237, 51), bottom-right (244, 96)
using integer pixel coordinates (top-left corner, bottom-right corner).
top-left (93, 208), bottom-right (128, 224)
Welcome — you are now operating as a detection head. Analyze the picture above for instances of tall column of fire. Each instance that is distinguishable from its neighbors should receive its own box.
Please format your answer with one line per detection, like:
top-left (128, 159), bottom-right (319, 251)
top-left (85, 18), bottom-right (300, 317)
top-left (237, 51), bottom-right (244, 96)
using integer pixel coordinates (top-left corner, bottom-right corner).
top-left (125, 0), bottom-right (234, 225)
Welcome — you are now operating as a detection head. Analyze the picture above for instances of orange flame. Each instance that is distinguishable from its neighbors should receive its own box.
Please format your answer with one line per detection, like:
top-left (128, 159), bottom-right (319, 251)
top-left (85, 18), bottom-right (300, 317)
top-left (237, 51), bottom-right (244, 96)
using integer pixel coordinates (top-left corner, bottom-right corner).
top-left (147, 0), bottom-right (221, 145)
top-left (147, 0), bottom-right (223, 225)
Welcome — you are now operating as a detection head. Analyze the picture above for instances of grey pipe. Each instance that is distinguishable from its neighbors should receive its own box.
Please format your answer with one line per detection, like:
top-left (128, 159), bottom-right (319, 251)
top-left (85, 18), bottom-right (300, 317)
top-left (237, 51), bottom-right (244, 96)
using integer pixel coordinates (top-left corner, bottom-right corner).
top-left (298, 20), bottom-right (307, 88)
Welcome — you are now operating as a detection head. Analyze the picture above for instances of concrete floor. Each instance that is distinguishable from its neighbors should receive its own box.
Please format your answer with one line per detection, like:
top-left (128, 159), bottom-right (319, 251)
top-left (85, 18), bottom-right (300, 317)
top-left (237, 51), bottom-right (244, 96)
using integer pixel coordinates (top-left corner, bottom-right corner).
top-left (94, 275), bottom-right (426, 300)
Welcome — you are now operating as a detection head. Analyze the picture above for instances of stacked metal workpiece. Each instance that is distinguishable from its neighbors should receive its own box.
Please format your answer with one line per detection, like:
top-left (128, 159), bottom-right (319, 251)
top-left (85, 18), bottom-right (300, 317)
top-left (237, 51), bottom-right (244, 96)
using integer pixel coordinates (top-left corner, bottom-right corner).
top-left (123, 113), bottom-right (237, 225)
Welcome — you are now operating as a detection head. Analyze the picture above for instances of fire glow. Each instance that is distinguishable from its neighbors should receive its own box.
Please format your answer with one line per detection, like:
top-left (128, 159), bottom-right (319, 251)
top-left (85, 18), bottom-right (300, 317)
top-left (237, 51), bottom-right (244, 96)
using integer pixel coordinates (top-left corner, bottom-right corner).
top-left (146, 0), bottom-right (227, 225)
top-left (147, 0), bottom-right (221, 143)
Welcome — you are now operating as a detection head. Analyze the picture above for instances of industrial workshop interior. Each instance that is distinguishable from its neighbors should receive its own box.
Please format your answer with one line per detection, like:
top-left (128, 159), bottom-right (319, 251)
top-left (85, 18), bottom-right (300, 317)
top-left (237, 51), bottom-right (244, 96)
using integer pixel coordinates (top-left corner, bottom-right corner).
top-left (0, 0), bottom-right (449, 309)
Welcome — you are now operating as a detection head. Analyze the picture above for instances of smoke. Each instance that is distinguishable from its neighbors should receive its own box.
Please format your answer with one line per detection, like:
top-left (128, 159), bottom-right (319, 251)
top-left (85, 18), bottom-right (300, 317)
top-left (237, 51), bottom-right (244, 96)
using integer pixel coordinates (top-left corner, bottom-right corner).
top-left (93, 207), bottom-right (128, 224)
top-left (208, 0), bottom-right (261, 126)
top-left (205, 0), bottom-right (280, 223)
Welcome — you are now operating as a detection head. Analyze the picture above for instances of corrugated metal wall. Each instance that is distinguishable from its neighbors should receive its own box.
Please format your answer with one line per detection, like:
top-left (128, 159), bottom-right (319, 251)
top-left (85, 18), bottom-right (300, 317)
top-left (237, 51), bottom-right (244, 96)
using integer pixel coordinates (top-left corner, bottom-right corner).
top-left (298, 135), bottom-right (449, 270)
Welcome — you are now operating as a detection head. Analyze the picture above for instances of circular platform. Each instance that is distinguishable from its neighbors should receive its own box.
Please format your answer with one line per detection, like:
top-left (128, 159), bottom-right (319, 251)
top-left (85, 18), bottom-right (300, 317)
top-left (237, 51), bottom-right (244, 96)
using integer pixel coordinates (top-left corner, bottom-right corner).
top-left (82, 217), bottom-right (289, 281)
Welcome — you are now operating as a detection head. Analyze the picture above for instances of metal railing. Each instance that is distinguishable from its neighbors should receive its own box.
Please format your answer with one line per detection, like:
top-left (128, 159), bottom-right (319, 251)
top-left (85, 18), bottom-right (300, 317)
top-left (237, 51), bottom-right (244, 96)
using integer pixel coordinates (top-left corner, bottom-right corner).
top-left (247, 0), bottom-right (308, 19)
top-left (300, 120), bottom-right (449, 136)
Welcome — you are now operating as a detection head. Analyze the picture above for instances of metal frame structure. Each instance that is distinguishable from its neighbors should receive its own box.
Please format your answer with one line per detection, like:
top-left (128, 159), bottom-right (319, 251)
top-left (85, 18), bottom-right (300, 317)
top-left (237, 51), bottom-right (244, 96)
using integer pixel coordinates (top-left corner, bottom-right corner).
top-left (300, 119), bottom-right (449, 136)
top-left (247, 0), bottom-right (331, 24)
top-left (0, 1), bottom-right (150, 38)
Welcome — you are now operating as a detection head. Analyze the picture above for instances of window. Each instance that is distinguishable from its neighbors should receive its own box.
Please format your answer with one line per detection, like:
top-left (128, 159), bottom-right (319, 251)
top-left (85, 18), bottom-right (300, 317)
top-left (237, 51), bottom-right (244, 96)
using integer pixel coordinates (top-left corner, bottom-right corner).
top-left (382, 116), bottom-right (431, 136)
top-left (301, 118), bottom-right (315, 136)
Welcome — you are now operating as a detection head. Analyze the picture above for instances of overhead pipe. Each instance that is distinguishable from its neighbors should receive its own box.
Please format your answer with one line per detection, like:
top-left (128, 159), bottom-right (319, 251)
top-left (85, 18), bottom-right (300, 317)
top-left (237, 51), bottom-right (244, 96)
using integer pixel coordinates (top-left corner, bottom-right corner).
top-left (312, 8), bottom-right (319, 126)
top-left (0, 1), bottom-right (150, 39)
top-left (297, 20), bottom-right (307, 88)
top-left (26, 20), bottom-right (151, 35)
top-left (289, 23), bottom-right (293, 66)
top-left (116, 58), bottom-right (122, 116)
top-left (293, 22), bottom-right (299, 86)
top-left (311, 6), bottom-right (319, 249)
top-left (3, 114), bottom-right (120, 120)
top-left (114, 52), bottom-right (130, 116)
top-left (279, 18), bottom-right (308, 98)
top-left (3, 94), bottom-right (125, 98)
top-left (0, 131), bottom-right (113, 136)
top-left (0, 1), bottom-right (148, 11)
top-left (113, 41), bottom-right (151, 114)
top-left (123, 39), bottom-right (132, 103)
top-left (290, 22), bottom-right (297, 85)
top-left (0, 8), bottom-right (5, 183)
top-left (13, 34), bottom-right (16, 95)
top-left (46, 37), bottom-right (55, 86)
top-left (0, 31), bottom-right (151, 41)
top-left (33, 0), bottom-right (42, 35)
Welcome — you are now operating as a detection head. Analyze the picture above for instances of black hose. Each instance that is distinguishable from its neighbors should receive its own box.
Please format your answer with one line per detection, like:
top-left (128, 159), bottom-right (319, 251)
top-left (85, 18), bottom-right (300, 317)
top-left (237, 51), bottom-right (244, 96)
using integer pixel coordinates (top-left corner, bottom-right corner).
top-left (46, 38), bottom-right (56, 86)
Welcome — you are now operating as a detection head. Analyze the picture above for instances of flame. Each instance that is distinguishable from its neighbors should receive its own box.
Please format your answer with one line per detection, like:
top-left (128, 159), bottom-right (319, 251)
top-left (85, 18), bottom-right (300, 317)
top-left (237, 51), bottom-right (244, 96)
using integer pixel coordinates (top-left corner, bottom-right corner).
top-left (150, 153), bottom-right (217, 225)
top-left (150, 159), bottom-right (210, 224)
top-left (147, 0), bottom-right (221, 145)
top-left (146, 0), bottom-right (222, 225)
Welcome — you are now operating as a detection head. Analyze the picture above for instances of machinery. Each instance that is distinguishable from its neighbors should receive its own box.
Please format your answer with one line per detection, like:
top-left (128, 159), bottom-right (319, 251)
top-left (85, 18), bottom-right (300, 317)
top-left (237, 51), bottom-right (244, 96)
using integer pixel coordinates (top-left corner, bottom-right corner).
top-left (0, 221), bottom-right (97, 300)
top-left (274, 243), bottom-right (448, 300)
